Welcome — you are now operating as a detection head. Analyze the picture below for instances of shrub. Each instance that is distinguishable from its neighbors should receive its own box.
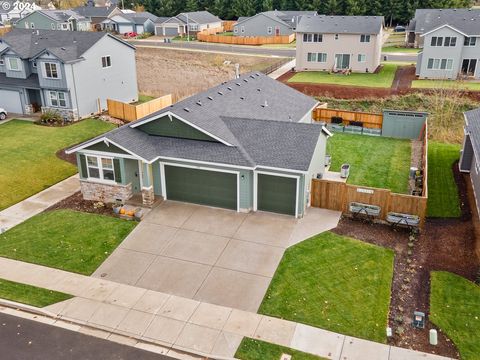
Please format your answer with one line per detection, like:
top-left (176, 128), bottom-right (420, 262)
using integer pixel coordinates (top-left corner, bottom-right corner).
top-left (137, 32), bottom-right (152, 39)
top-left (39, 110), bottom-right (63, 125)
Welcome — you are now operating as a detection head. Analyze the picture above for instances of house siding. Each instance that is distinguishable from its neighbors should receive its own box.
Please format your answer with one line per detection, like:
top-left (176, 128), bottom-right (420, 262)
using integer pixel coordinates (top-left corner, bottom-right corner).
top-left (234, 14), bottom-right (292, 37)
top-left (3, 54), bottom-right (27, 78)
top-left (37, 56), bottom-right (68, 89)
top-left (138, 115), bottom-right (217, 141)
top-left (460, 134), bottom-right (473, 172)
top-left (469, 154), bottom-right (480, 217)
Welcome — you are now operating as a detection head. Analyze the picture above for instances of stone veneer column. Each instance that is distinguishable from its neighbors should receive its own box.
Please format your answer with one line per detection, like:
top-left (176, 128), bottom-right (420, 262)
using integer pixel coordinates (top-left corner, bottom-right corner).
top-left (141, 187), bottom-right (155, 207)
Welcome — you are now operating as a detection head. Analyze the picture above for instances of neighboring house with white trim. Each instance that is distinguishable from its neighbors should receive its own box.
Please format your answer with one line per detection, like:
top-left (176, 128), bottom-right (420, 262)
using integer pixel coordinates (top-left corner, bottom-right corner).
top-left (0, 28), bottom-right (137, 119)
top-left (295, 15), bottom-right (384, 73)
top-left (154, 11), bottom-right (222, 37)
top-left (72, 5), bottom-right (122, 30)
top-left (65, 73), bottom-right (331, 218)
top-left (14, 10), bottom-right (91, 31)
top-left (409, 9), bottom-right (480, 79)
top-left (100, 12), bottom-right (157, 34)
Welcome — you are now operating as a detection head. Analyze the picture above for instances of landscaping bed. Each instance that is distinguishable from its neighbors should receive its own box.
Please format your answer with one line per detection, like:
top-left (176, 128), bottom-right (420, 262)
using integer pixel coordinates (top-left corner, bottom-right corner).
top-left (46, 191), bottom-right (115, 217)
top-left (235, 338), bottom-right (326, 360)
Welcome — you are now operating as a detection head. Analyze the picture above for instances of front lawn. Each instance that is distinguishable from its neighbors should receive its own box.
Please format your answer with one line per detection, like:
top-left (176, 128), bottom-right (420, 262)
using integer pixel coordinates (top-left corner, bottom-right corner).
top-left (0, 119), bottom-right (115, 211)
top-left (0, 210), bottom-right (137, 275)
top-left (381, 46), bottom-right (420, 53)
top-left (412, 79), bottom-right (480, 91)
top-left (288, 63), bottom-right (397, 88)
top-left (430, 271), bottom-right (480, 360)
top-left (0, 278), bottom-right (72, 307)
top-left (327, 133), bottom-right (411, 193)
top-left (427, 142), bottom-right (461, 217)
top-left (259, 232), bottom-right (394, 343)
top-left (235, 338), bottom-right (326, 360)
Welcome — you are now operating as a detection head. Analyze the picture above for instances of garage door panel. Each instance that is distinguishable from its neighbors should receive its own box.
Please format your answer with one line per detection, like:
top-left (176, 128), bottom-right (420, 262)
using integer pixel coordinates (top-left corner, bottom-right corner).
top-left (165, 165), bottom-right (237, 210)
top-left (257, 174), bottom-right (296, 216)
top-left (0, 89), bottom-right (23, 113)
top-left (164, 27), bottom-right (179, 36)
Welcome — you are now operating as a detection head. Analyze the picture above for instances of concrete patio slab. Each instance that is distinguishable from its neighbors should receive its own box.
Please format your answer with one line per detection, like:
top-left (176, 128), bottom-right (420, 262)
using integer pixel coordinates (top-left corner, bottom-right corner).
top-left (143, 315), bottom-right (185, 344)
top-left (254, 316), bottom-right (297, 347)
top-left (135, 257), bottom-right (211, 298)
top-left (157, 295), bottom-right (199, 322)
top-left (222, 309), bottom-right (263, 337)
top-left (212, 331), bottom-right (243, 358)
top-left (188, 302), bottom-right (232, 330)
top-left (144, 201), bottom-right (198, 228)
top-left (194, 268), bottom-right (271, 312)
top-left (215, 239), bottom-right (284, 277)
top-left (116, 309), bottom-right (155, 336)
top-left (120, 222), bottom-right (177, 255)
top-left (104, 284), bottom-right (147, 308)
top-left (182, 206), bottom-right (247, 237)
top-left (289, 208), bottom-right (342, 247)
top-left (88, 303), bottom-right (129, 329)
top-left (291, 323), bottom-right (345, 360)
top-left (133, 290), bottom-right (171, 314)
top-left (340, 336), bottom-right (391, 360)
top-left (161, 229), bottom-right (230, 266)
top-left (175, 323), bottom-right (221, 354)
top-left (93, 248), bottom-right (156, 285)
top-left (234, 212), bottom-right (296, 247)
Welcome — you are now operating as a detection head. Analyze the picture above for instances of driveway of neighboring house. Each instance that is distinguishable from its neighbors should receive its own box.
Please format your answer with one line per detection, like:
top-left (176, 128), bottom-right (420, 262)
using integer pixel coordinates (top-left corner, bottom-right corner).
top-left (93, 201), bottom-right (340, 312)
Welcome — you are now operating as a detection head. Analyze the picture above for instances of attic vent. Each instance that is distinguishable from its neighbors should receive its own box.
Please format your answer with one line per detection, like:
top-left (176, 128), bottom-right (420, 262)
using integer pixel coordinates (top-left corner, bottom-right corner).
top-left (261, 100), bottom-right (268, 108)
top-left (243, 79), bottom-right (248, 82)
top-left (255, 73), bottom-right (260, 76)
top-left (250, 75), bottom-right (255, 79)
top-left (196, 100), bottom-right (202, 106)
top-left (227, 86), bottom-right (232, 90)
top-left (207, 96), bottom-right (213, 100)
top-left (218, 91), bottom-right (224, 95)
top-left (236, 83), bottom-right (241, 86)
top-left (257, 88), bottom-right (261, 92)
top-left (184, 107), bottom-right (190, 112)
top-left (240, 96), bottom-right (245, 100)
top-left (61, 47), bottom-right (66, 50)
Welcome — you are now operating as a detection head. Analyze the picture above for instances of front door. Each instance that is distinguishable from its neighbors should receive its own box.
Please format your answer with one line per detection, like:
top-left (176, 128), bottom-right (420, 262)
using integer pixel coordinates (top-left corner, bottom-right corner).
top-left (461, 59), bottom-right (477, 77)
top-left (335, 54), bottom-right (350, 69)
top-left (275, 27), bottom-right (280, 36)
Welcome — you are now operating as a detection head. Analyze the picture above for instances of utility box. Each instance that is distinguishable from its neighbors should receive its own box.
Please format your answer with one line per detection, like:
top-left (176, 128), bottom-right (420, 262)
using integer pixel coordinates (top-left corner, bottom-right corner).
top-left (413, 311), bottom-right (425, 329)
top-left (341, 164), bottom-right (350, 179)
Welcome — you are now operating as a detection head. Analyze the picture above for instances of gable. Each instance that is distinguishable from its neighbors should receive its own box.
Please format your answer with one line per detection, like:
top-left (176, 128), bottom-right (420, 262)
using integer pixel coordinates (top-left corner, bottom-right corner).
top-left (83, 141), bottom-right (128, 154)
top-left (138, 115), bottom-right (219, 142)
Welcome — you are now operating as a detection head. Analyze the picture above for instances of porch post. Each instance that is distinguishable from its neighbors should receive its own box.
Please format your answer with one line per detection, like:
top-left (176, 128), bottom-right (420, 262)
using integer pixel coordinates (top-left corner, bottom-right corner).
top-left (140, 161), bottom-right (155, 207)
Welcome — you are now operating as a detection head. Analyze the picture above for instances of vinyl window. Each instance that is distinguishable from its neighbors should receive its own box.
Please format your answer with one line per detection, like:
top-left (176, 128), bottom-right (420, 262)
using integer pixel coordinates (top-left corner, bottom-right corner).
top-left (464, 37), bottom-right (477, 46)
top-left (360, 34), bottom-right (370, 42)
top-left (303, 33), bottom-right (322, 42)
top-left (0, 58), bottom-right (4, 66)
top-left (444, 36), bottom-right (456, 47)
top-left (101, 56), bottom-right (111, 68)
top-left (86, 156), bottom-right (116, 182)
top-left (427, 58), bottom-right (453, 70)
top-left (7, 57), bottom-right (19, 71)
top-left (430, 36), bottom-right (443, 46)
top-left (44, 62), bottom-right (59, 79)
top-left (358, 54), bottom-right (366, 62)
top-left (307, 52), bottom-right (317, 62)
top-left (48, 91), bottom-right (67, 108)
top-left (317, 53), bottom-right (327, 62)
top-left (267, 26), bottom-right (273, 35)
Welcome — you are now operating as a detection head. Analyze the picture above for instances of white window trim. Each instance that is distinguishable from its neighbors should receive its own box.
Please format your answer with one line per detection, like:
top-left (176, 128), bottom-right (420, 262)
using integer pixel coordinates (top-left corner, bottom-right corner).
top-left (426, 57), bottom-right (454, 70)
top-left (30, 22), bottom-right (35, 29)
top-left (360, 34), bottom-right (370, 43)
top-left (43, 62), bottom-right (61, 79)
top-left (48, 90), bottom-right (67, 108)
top-left (464, 37), bottom-right (477, 47)
top-left (86, 155), bottom-right (116, 183)
top-left (240, 26), bottom-right (245, 34)
top-left (317, 53), bottom-right (327, 62)
top-left (358, 54), bottom-right (366, 62)
top-left (0, 58), bottom-right (5, 66)
top-left (101, 55), bottom-right (112, 69)
top-left (267, 26), bottom-right (273, 35)
top-left (7, 57), bottom-right (21, 72)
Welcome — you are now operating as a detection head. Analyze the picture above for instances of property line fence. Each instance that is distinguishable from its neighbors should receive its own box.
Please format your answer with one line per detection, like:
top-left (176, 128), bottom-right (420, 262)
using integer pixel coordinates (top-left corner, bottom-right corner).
top-left (222, 21), bottom-right (236, 32)
top-left (312, 108), bottom-right (384, 129)
top-left (107, 94), bottom-right (172, 122)
top-left (0, 26), bottom-right (11, 36)
top-left (197, 32), bottom-right (295, 45)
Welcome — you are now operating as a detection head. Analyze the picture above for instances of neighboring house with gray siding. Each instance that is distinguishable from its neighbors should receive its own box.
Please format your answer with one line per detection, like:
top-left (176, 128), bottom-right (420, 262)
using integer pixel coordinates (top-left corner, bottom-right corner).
top-left (460, 108), bottom-right (480, 216)
top-left (14, 10), bottom-right (91, 31)
top-left (154, 11), bottom-right (222, 37)
top-left (72, 5), bottom-right (122, 30)
top-left (0, 28), bottom-right (137, 119)
top-left (296, 15), bottom-right (384, 73)
top-left (66, 73), bottom-right (331, 218)
top-left (101, 12), bottom-right (157, 34)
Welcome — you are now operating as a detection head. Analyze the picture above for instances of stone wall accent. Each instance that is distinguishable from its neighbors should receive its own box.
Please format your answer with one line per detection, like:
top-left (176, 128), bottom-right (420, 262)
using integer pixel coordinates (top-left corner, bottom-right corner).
top-left (24, 104), bottom-right (34, 115)
top-left (80, 180), bottom-right (132, 204)
top-left (41, 107), bottom-right (79, 121)
top-left (142, 187), bottom-right (155, 207)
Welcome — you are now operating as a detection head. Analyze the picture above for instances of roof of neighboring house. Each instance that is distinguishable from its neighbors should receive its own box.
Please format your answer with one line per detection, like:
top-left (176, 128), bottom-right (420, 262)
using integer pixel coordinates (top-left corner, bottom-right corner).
top-left (0, 1), bottom-right (38, 14)
top-left (155, 16), bottom-right (183, 24)
top-left (123, 12), bottom-right (157, 24)
top-left (465, 108), bottom-right (480, 157)
top-left (154, 17), bottom-right (171, 24)
top-left (33, 9), bottom-right (89, 22)
top-left (177, 11), bottom-right (221, 25)
top-left (68, 73), bottom-right (325, 172)
top-left (296, 15), bottom-right (384, 34)
top-left (72, 5), bottom-right (118, 18)
top-left (409, 8), bottom-right (480, 36)
top-left (0, 28), bottom-right (134, 62)
top-left (0, 72), bottom-right (40, 88)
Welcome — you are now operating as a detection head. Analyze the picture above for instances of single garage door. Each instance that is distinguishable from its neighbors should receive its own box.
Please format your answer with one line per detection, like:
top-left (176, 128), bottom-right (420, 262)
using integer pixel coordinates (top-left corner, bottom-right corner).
top-left (164, 165), bottom-right (237, 210)
top-left (164, 26), bottom-right (179, 36)
top-left (0, 89), bottom-right (23, 113)
top-left (257, 174), bottom-right (297, 216)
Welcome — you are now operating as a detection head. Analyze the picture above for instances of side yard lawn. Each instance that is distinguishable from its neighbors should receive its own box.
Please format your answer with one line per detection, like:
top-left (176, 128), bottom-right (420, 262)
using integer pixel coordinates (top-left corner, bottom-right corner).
top-left (381, 46), bottom-right (420, 53)
top-left (288, 63), bottom-right (397, 88)
top-left (427, 142), bottom-right (461, 217)
top-left (259, 232), bottom-right (394, 343)
top-left (0, 119), bottom-right (115, 211)
top-left (430, 271), bottom-right (480, 360)
top-left (0, 278), bottom-right (72, 307)
top-left (235, 338), bottom-right (326, 360)
top-left (412, 80), bottom-right (480, 91)
top-left (327, 133), bottom-right (411, 193)
top-left (0, 210), bottom-right (137, 275)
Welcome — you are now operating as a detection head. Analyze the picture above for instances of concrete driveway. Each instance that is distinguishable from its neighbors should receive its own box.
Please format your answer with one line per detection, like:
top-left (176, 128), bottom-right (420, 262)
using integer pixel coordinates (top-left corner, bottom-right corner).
top-left (93, 201), bottom-right (340, 312)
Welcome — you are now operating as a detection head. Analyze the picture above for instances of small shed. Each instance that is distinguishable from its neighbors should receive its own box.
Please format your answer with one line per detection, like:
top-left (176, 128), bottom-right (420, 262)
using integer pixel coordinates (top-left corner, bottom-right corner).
top-left (382, 110), bottom-right (428, 139)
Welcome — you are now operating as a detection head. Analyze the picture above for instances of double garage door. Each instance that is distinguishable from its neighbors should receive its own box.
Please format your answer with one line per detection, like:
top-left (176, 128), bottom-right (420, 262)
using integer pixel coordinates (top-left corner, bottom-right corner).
top-left (163, 165), bottom-right (297, 216)
top-left (0, 89), bottom-right (23, 114)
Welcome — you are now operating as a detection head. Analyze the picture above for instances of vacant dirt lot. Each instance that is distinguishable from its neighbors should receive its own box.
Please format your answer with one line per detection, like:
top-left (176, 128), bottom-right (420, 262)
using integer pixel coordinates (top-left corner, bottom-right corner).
top-left (136, 47), bottom-right (285, 100)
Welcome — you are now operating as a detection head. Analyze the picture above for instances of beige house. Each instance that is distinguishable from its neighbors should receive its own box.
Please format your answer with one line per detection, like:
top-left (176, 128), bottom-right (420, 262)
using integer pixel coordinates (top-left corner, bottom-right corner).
top-left (295, 15), bottom-right (384, 73)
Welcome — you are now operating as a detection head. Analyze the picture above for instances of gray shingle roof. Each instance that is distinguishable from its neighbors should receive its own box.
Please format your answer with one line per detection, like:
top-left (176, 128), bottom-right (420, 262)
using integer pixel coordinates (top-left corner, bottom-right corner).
top-left (177, 11), bottom-right (221, 25)
top-left (465, 108), bottom-right (480, 157)
top-left (0, 28), bottom-right (133, 62)
top-left (296, 15), bottom-right (384, 34)
top-left (410, 8), bottom-right (480, 36)
top-left (123, 11), bottom-right (157, 24)
top-left (37, 9), bottom-right (88, 22)
top-left (72, 5), bottom-right (118, 18)
top-left (154, 17), bottom-right (171, 24)
top-left (0, 72), bottom-right (40, 88)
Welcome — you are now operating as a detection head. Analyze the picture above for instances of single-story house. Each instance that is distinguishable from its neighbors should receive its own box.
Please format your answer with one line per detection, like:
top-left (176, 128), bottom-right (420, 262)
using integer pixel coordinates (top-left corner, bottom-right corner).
top-left (101, 12), bottom-right (157, 34)
top-left (66, 73), bottom-right (330, 218)
top-left (460, 107), bottom-right (480, 216)
top-left (72, 5), bottom-right (122, 30)
top-left (154, 11), bottom-right (222, 37)
top-left (14, 10), bottom-right (91, 31)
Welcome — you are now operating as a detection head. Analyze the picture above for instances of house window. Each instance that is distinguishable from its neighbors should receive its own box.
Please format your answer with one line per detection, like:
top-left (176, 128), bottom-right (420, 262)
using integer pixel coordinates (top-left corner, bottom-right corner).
top-left (317, 53), bottom-right (327, 62)
top-left (358, 54), bottom-right (366, 62)
top-left (267, 26), bottom-right (273, 35)
top-left (307, 52), bottom-right (317, 62)
top-left (61, 23), bottom-right (69, 30)
top-left (427, 58), bottom-right (453, 70)
top-left (101, 56), bottom-right (111, 68)
top-left (334, 34), bottom-right (339, 40)
top-left (234, 27), bottom-right (238, 34)
top-left (303, 33), bottom-right (322, 42)
top-left (464, 37), bottom-right (477, 46)
top-left (57, 24), bottom-right (61, 30)
top-left (7, 58), bottom-right (20, 71)
top-left (360, 34), bottom-right (370, 42)
top-left (51, 23), bottom-right (55, 30)
top-left (313, 34), bottom-right (322, 42)
top-left (444, 36), bottom-right (456, 47)
top-left (44, 62), bottom-right (59, 78)
top-left (86, 156), bottom-right (116, 182)
top-left (430, 36), bottom-right (443, 46)
top-left (30, 22), bottom-right (35, 29)
top-left (240, 26), bottom-right (245, 34)
top-left (32, 61), bottom-right (37, 68)
top-left (48, 91), bottom-right (67, 107)
top-left (0, 58), bottom-right (4, 66)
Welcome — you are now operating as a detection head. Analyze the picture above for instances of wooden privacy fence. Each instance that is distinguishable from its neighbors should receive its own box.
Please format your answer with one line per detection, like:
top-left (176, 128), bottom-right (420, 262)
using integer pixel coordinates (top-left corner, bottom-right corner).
top-left (107, 94), bottom-right (172, 122)
top-left (197, 32), bottom-right (295, 45)
top-left (223, 20), bottom-right (236, 32)
top-left (312, 108), bottom-right (383, 129)
top-left (310, 179), bottom-right (428, 227)
top-left (0, 26), bottom-right (11, 36)
top-left (200, 26), bottom-right (224, 35)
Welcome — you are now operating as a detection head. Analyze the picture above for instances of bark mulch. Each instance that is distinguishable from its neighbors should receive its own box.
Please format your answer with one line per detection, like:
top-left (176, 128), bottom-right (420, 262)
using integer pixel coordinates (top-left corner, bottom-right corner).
top-left (45, 191), bottom-right (115, 217)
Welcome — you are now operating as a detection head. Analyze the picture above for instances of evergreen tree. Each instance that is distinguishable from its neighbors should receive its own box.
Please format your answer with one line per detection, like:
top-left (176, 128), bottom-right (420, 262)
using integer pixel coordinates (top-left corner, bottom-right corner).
top-left (185, 0), bottom-right (199, 11)
top-left (323, 0), bottom-right (338, 15)
top-left (262, 0), bottom-right (273, 11)
top-left (232, 0), bottom-right (256, 16)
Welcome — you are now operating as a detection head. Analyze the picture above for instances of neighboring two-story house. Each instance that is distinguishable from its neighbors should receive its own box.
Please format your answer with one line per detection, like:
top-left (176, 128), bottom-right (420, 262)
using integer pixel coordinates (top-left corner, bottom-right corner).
top-left (409, 9), bottom-right (480, 79)
top-left (0, 29), bottom-right (137, 119)
top-left (155, 11), bottom-right (222, 37)
top-left (14, 10), bottom-right (91, 31)
top-left (295, 15), bottom-right (384, 73)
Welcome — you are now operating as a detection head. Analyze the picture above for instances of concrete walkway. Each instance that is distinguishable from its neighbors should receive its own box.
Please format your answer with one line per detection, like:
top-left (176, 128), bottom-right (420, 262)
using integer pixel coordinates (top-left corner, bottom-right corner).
top-left (268, 59), bottom-right (295, 79)
top-left (0, 257), bottom-right (452, 360)
top-left (0, 175), bottom-right (79, 232)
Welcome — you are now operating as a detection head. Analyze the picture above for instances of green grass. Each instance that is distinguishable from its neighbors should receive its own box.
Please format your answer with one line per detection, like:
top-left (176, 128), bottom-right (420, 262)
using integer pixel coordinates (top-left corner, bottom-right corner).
top-left (217, 31), bottom-right (234, 36)
top-left (430, 271), bottom-right (480, 360)
top-left (132, 94), bottom-right (156, 105)
top-left (261, 40), bottom-right (296, 48)
top-left (0, 119), bottom-right (115, 211)
top-left (235, 338), bottom-right (327, 360)
top-left (427, 142), bottom-right (461, 217)
top-left (259, 232), bottom-right (394, 343)
top-left (0, 278), bottom-right (72, 307)
top-left (327, 133), bottom-right (411, 193)
top-left (381, 46), bottom-right (421, 53)
top-left (412, 79), bottom-right (480, 91)
top-left (0, 210), bottom-right (137, 275)
top-left (288, 63), bottom-right (397, 88)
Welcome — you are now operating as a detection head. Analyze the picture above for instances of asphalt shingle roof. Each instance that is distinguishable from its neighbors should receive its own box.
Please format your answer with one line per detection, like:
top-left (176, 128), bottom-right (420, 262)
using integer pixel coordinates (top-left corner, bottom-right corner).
top-left (0, 72), bottom-right (39, 88)
top-left (410, 8), bottom-right (480, 36)
top-left (177, 11), bottom-right (221, 25)
top-left (37, 9), bottom-right (87, 22)
top-left (296, 15), bottom-right (384, 34)
top-left (72, 5), bottom-right (117, 18)
top-left (465, 108), bottom-right (480, 157)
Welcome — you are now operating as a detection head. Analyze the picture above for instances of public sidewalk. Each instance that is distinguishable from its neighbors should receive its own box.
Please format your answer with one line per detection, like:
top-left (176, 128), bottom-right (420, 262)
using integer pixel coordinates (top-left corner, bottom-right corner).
top-left (0, 257), bottom-right (452, 360)
top-left (268, 59), bottom-right (295, 80)
top-left (0, 175), bottom-right (79, 232)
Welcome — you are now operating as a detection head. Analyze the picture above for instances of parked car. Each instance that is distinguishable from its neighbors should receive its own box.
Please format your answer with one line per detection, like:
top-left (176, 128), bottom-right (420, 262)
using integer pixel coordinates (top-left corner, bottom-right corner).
top-left (0, 108), bottom-right (7, 120)
top-left (394, 25), bottom-right (406, 32)
top-left (124, 32), bottom-right (137, 38)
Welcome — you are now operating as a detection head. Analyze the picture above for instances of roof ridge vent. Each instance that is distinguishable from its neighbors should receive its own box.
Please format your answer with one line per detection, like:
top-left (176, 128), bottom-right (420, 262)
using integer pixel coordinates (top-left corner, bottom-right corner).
top-left (184, 107), bottom-right (190, 112)
top-left (250, 75), bottom-right (255, 79)
top-left (257, 88), bottom-right (261, 91)
top-left (240, 96), bottom-right (245, 100)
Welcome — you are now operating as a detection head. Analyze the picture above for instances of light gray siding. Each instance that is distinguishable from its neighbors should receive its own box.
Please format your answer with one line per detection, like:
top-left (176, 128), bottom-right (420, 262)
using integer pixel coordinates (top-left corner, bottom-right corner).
top-left (469, 155), bottom-right (480, 217)
top-left (306, 132), bottom-right (328, 208)
top-left (37, 57), bottom-right (68, 89)
top-left (460, 134), bottom-right (474, 172)
top-left (3, 54), bottom-right (28, 78)
top-left (234, 14), bottom-right (293, 37)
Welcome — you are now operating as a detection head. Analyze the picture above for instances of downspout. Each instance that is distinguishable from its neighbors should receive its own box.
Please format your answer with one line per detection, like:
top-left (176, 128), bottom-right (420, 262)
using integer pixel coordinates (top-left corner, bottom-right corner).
top-left (70, 64), bottom-right (81, 120)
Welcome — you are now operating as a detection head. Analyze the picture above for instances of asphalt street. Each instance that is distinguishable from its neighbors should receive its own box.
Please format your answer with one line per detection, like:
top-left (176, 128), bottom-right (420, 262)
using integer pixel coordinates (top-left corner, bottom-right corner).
top-left (0, 312), bottom-right (175, 360)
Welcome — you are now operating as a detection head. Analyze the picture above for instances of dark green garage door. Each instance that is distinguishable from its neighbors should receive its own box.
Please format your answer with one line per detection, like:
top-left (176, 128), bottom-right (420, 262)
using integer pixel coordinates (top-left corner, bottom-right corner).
top-left (257, 174), bottom-right (297, 216)
top-left (164, 165), bottom-right (237, 210)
